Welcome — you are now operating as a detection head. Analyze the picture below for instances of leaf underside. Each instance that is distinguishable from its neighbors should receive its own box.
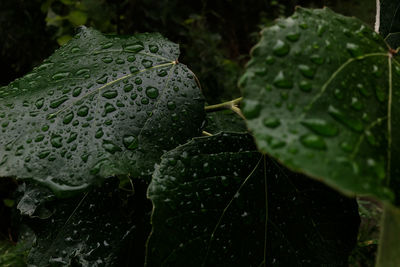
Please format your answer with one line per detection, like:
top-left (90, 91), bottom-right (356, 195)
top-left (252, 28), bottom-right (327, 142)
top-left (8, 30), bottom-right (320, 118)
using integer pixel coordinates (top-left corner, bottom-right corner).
top-left (241, 7), bottom-right (400, 204)
top-left (146, 133), bottom-right (359, 266)
top-left (0, 27), bottom-right (205, 197)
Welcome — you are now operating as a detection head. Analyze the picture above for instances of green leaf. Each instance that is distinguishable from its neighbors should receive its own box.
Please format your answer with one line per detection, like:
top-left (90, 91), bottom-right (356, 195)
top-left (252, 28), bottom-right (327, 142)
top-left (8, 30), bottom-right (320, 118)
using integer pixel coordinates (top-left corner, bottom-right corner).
top-left (0, 27), bottom-right (204, 197)
top-left (240, 7), bottom-right (399, 203)
top-left (377, 0), bottom-right (400, 38)
top-left (204, 110), bottom-right (247, 134)
top-left (25, 178), bottom-right (151, 266)
top-left (146, 133), bottom-right (359, 266)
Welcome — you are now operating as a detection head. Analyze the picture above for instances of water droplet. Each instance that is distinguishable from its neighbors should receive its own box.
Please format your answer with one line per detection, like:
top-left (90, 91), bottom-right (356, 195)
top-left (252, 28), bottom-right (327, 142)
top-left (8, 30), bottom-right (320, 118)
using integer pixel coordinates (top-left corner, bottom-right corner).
top-left (101, 42), bottom-right (113, 49)
top-left (134, 77), bottom-right (142, 85)
top-left (142, 59), bottom-right (153, 68)
top-left (298, 64), bottom-right (315, 78)
top-left (76, 68), bottom-right (89, 77)
top-left (102, 57), bottom-right (113, 64)
top-left (149, 44), bottom-right (159, 53)
top-left (351, 97), bottom-right (362, 110)
top-left (130, 66), bottom-right (139, 73)
top-left (35, 134), bottom-right (45, 142)
top-left (67, 132), bottom-right (77, 143)
top-left (273, 71), bottom-right (293, 89)
top-left (266, 56), bottom-right (275, 65)
top-left (104, 103), bottom-right (116, 114)
top-left (102, 140), bottom-right (122, 154)
top-left (242, 100), bottom-right (261, 119)
top-left (340, 142), bottom-right (353, 152)
top-left (50, 135), bottom-right (63, 148)
top-left (146, 87), bottom-right (159, 99)
top-left (38, 150), bottom-right (51, 159)
top-left (167, 101), bottom-right (176, 110)
top-left (141, 98), bottom-right (149, 105)
top-left (125, 42), bottom-right (144, 52)
top-left (273, 40), bottom-right (290, 57)
top-left (102, 90), bottom-right (118, 99)
top-left (123, 84), bottom-right (133, 92)
top-left (299, 81), bottom-right (312, 92)
top-left (328, 105), bottom-right (363, 132)
top-left (301, 119), bottom-right (338, 136)
top-left (286, 32), bottom-right (300, 42)
top-left (51, 71), bottom-right (71, 81)
top-left (96, 74), bottom-right (108, 84)
top-left (365, 130), bottom-right (378, 146)
top-left (263, 118), bottom-right (281, 128)
top-left (127, 55), bottom-right (136, 62)
top-left (95, 128), bottom-right (104, 139)
top-left (310, 54), bottom-right (324, 65)
top-left (334, 89), bottom-right (343, 99)
top-left (77, 106), bottom-right (89, 117)
top-left (35, 98), bottom-right (44, 109)
top-left (50, 96), bottom-right (69, 109)
top-left (116, 58), bottom-right (124, 64)
top-left (268, 137), bottom-right (286, 149)
top-left (63, 112), bottom-right (74, 124)
top-left (123, 135), bottom-right (138, 150)
top-left (157, 69), bottom-right (168, 77)
top-left (357, 83), bottom-right (371, 97)
top-left (346, 43), bottom-right (362, 57)
top-left (300, 134), bottom-right (326, 150)
top-left (72, 87), bottom-right (82, 97)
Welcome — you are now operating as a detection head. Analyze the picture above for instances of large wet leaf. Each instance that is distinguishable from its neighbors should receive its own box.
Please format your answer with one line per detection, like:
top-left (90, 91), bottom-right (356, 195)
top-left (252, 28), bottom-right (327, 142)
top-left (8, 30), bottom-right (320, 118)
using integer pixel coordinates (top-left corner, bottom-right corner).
top-left (0, 27), bottom-right (205, 196)
top-left (240, 7), bottom-right (400, 203)
top-left (25, 177), bottom-right (151, 266)
top-left (146, 133), bottom-right (359, 266)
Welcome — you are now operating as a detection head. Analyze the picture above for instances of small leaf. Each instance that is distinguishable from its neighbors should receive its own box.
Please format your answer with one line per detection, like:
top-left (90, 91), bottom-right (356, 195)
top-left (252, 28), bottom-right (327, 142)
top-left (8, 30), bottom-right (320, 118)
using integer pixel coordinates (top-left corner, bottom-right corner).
top-left (241, 8), bottom-right (398, 203)
top-left (0, 27), bottom-right (205, 197)
top-left (146, 133), bottom-right (359, 266)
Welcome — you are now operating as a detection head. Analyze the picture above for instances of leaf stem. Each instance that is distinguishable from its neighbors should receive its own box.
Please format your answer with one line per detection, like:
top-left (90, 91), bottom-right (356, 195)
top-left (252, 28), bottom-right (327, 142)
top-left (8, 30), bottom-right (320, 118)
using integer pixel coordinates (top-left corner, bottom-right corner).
top-left (204, 97), bottom-right (245, 119)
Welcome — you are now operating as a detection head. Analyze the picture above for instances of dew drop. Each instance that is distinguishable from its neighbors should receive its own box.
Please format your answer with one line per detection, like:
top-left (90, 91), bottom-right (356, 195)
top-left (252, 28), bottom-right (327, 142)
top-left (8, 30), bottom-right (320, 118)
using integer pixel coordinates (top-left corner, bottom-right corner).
top-left (35, 98), bottom-right (44, 109)
top-left (263, 118), bottom-right (281, 128)
top-left (301, 119), bottom-right (338, 136)
top-left (300, 134), bottom-right (326, 150)
top-left (102, 57), bottom-right (113, 64)
top-left (63, 112), bottom-right (74, 124)
top-left (96, 74), bottom-right (108, 84)
top-left (50, 96), bottom-right (69, 109)
top-left (104, 103), bottom-right (116, 114)
top-left (328, 105), bottom-right (363, 132)
top-left (123, 135), bottom-right (138, 150)
top-left (299, 81), bottom-right (312, 92)
top-left (52, 72), bottom-right (70, 81)
top-left (50, 135), bottom-right (63, 148)
top-left (310, 54), bottom-right (324, 65)
top-left (286, 32), bottom-right (300, 42)
top-left (102, 90), bottom-right (118, 99)
top-left (123, 84), bottom-right (133, 92)
top-left (77, 106), bottom-right (89, 117)
top-left (142, 59), bottom-right (153, 68)
top-left (149, 44), bottom-right (159, 53)
top-left (273, 71), bottom-right (293, 89)
top-left (350, 97), bottom-right (362, 110)
top-left (72, 87), bottom-right (82, 97)
top-left (125, 42), bottom-right (144, 52)
top-left (102, 140), bottom-right (122, 154)
top-left (273, 40), bottom-right (290, 57)
top-left (146, 87), bottom-right (159, 99)
top-left (346, 43), bottom-right (362, 57)
top-left (298, 64), bottom-right (315, 78)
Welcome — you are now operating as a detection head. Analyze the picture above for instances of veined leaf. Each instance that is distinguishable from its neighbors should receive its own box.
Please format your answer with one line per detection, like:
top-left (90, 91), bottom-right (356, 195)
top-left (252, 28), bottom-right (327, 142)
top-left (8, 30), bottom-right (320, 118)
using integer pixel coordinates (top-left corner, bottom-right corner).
top-left (0, 27), bottom-right (205, 197)
top-left (146, 133), bottom-right (359, 266)
top-left (26, 178), bottom-right (151, 266)
top-left (240, 7), bottom-right (400, 203)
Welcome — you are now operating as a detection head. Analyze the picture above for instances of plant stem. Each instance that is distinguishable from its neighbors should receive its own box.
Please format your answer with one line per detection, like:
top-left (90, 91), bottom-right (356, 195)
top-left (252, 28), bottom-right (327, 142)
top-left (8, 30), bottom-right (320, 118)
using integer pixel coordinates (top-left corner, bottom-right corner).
top-left (376, 203), bottom-right (400, 266)
top-left (204, 97), bottom-right (243, 112)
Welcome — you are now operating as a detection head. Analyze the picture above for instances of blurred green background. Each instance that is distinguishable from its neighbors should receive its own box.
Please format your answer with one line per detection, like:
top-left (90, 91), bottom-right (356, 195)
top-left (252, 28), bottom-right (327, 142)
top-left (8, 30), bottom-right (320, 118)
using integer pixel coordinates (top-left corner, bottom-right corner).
top-left (0, 0), bottom-right (375, 103)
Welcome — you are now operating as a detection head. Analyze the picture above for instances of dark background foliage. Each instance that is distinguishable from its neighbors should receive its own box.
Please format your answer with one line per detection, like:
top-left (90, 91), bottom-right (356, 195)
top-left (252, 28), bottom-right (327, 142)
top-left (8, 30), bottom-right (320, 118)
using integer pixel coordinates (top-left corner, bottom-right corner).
top-left (0, 0), bottom-right (377, 265)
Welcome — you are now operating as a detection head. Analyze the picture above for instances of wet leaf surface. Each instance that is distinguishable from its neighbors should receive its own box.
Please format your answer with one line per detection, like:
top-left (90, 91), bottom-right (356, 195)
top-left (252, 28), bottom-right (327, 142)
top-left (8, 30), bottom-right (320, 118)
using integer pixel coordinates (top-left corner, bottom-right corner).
top-left (241, 7), bottom-right (400, 203)
top-left (0, 27), bottom-right (205, 197)
top-left (25, 177), bottom-right (152, 266)
top-left (147, 133), bottom-right (359, 266)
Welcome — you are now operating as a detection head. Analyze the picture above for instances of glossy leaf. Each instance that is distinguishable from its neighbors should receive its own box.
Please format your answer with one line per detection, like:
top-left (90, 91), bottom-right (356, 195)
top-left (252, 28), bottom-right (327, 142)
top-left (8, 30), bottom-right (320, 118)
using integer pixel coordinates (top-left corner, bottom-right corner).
top-left (240, 7), bottom-right (400, 203)
top-left (204, 110), bottom-right (247, 134)
top-left (25, 178), bottom-right (151, 266)
top-left (146, 133), bottom-right (359, 266)
top-left (0, 27), bottom-right (205, 197)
